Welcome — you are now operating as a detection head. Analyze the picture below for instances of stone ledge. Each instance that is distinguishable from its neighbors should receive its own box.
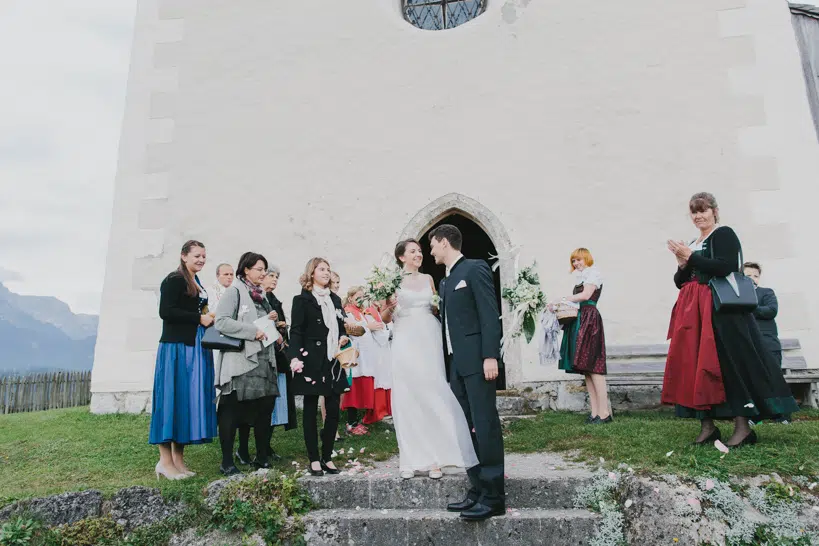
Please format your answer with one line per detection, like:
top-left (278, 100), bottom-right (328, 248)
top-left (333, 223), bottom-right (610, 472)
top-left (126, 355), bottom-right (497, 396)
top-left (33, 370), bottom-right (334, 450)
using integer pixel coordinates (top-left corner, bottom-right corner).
top-left (302, 508), bottom-right (598, 546)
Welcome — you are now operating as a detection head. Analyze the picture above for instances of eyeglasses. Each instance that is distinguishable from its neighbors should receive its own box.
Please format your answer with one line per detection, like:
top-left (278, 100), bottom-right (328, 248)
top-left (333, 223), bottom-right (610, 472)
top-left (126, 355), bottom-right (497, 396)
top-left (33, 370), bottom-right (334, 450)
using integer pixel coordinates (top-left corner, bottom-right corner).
top-left (250, 266), bottom-right (266, 272)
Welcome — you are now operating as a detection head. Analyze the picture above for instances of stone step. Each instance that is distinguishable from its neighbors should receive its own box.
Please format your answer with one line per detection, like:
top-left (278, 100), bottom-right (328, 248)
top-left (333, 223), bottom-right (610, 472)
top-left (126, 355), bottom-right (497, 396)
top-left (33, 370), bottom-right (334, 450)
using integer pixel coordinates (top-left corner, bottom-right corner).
top-left (302, 470), bottom-right (591, 510)
top-left (302, 508), bottom-right (598, 545)
top-left (496, 395), bottom-right (531, 416)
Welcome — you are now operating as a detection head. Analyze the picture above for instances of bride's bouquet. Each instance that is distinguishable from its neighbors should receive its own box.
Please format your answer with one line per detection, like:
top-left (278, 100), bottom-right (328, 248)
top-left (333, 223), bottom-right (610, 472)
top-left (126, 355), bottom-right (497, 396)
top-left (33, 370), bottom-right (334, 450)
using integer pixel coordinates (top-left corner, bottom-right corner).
top-left (364, 258), bottom-right (405, 303)
top-left (501, 262), bottom-right (547, 355)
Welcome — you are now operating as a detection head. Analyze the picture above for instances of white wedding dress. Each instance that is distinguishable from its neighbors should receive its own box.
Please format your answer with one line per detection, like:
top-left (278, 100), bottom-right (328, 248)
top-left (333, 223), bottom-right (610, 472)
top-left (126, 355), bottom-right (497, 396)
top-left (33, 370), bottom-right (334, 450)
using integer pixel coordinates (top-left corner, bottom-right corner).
top-left (390, 284), bottom-right (478, 473)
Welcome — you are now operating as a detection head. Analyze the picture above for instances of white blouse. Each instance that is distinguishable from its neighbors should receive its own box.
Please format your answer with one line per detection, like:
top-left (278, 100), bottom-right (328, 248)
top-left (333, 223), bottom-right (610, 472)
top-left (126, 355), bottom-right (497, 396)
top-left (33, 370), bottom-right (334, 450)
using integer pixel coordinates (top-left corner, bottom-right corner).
top-left (573, 266), bottom-right (603, 289)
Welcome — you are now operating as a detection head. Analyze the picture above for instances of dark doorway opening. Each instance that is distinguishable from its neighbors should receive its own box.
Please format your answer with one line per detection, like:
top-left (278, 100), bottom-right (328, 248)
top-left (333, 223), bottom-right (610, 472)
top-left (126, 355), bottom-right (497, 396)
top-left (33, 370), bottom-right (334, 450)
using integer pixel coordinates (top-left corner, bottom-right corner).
top-left (420, 213), bottom-right (506, 390)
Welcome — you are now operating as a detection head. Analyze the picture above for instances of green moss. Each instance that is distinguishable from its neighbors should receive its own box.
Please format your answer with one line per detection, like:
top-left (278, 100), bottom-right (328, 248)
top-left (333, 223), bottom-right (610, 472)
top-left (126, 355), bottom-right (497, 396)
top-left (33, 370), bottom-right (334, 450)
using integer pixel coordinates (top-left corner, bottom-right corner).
top-left (210, 472), bottom-right (311, 545)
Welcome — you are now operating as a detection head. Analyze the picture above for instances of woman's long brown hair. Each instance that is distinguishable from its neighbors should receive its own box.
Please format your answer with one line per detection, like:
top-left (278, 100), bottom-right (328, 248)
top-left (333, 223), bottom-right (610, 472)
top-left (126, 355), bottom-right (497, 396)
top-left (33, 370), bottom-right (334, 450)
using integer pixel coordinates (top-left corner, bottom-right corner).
top-left (177, 240), bottom-right (205, 297)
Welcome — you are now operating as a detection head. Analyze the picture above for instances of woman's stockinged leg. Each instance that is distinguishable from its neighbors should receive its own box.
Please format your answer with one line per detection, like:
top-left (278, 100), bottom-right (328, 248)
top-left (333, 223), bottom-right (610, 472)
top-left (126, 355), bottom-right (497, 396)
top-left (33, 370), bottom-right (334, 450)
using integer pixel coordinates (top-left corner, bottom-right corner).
top-left (591, 374), bottom-right (610, 419)
top-left (585, 375), bottom-right (599, 417)
top-left (302, 395), bottom-right (321, 463)
top-left (322, 393), bottom-right (341, 461)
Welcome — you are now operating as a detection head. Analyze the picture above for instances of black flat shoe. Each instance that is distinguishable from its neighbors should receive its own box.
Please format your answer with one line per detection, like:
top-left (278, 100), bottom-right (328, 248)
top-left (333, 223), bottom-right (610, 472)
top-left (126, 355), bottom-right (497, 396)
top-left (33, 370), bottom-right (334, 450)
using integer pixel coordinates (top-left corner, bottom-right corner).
top-left (447, 497), bottom-right (478, 512)
top-left (220, 465), bottom-right (242, 476)
top-left (692, 427), bottom-right (721, 446)
top-left (268, 449), bottom-right (282, 462)
top-left (308, 462), bottom-right (324, 476)
top-left (459, 502), bottom-right (505, 521)
top-left (727, 430), bottom-right (757, 449)
top-left (234, 451), bottom-right (252, 466)
top-left (320, 460), bottom-right (341, 475)
top-left (585, 414), bottom-right (599, 424)
top-left (592, 415), bottom-right (613, 425)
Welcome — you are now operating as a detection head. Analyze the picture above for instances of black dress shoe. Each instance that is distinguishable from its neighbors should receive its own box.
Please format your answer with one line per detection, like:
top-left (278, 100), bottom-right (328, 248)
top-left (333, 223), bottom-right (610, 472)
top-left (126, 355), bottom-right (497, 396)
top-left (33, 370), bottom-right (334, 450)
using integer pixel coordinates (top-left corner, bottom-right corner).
top-left (268, 448), bottom-right (282, 462)
top-left (692, 427), bottom-right (721, 446)
top-left (220, 465), bottom-right (242, 476)
top-left (320, 460), bottom-right (341, 475)
top-left (447, 498), bottom-right (478, 512)
top-left (460, 502), bottom-right (505, 521)
top-left (234, 451), bottom-right (252, 466)
top-left (585, 414), bottom-right (599, 424)
top-left (252, 458), bottom-right (271, 469)
top-left (727, 430), bottom-right (758, 449)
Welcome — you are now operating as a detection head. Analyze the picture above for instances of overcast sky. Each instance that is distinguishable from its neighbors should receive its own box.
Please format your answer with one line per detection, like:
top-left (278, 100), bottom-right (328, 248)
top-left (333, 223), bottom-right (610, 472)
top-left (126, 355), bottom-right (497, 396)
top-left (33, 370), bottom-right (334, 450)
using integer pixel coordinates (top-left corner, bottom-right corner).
top-left (0, 1), bottom-right (136, 314)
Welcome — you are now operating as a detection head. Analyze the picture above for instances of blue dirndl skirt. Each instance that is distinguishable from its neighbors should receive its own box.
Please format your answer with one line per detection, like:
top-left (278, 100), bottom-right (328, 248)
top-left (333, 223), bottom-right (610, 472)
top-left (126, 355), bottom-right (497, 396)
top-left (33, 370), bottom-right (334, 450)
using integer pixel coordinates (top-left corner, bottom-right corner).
top-left (149, 326), bottom-right (217, 445)
top-left (270, 372), bottom-right (289, 426)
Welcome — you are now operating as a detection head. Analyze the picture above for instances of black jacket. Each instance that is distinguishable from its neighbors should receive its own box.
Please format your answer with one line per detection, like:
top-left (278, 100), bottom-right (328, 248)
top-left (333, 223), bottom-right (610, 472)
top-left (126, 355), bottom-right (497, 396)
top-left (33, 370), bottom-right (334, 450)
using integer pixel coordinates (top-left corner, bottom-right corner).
top-left (287, 289), bottom-right (347, 396)
top-left (674, 226), bottom-right (742, 289)
top-left (439, 258), bottom-right (502, 377)
top-left (159, 272), bottom-right (204, 346)
top-left (753, 286), bottom-right (781, 353)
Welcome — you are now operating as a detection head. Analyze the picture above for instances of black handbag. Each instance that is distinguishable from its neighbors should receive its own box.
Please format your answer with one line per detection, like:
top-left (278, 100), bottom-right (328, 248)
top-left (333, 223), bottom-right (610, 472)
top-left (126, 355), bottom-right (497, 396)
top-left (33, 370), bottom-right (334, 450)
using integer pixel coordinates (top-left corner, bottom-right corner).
top-left (707, 243), bottom-right (758, 313)
top-left (200, 286), bottom-right (245, 352)
top-left (201, 326), bottom-right (244, 352)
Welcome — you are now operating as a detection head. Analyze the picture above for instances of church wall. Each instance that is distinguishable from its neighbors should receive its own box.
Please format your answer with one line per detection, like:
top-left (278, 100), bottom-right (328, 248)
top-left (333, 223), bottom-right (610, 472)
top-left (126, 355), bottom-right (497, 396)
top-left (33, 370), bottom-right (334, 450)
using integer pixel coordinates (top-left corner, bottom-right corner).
top-left (92, 0), bottom-right (819, 411)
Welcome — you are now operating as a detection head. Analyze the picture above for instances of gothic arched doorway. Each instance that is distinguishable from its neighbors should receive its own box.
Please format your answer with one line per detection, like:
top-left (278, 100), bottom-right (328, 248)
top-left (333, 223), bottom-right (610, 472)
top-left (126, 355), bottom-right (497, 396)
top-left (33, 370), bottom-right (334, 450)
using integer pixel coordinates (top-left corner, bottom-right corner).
top-left (420, 213), bottom-right (507, 390)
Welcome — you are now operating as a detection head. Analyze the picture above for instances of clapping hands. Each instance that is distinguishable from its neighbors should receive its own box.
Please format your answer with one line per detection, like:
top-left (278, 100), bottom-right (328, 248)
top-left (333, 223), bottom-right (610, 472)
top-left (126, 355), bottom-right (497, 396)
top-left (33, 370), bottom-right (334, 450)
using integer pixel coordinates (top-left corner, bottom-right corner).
top-left (667, 239), bottom-right (692, 267)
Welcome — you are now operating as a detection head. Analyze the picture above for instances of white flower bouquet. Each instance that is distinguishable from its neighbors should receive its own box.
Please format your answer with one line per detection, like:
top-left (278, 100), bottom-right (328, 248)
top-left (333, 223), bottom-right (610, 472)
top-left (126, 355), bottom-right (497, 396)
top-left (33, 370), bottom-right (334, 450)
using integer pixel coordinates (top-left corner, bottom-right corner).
top-left (364, 261), bottom-right (405, 303)
top-left (430, 294), bottom-right (441, 308)
top-left (501, 262), bottom-right (547, 354)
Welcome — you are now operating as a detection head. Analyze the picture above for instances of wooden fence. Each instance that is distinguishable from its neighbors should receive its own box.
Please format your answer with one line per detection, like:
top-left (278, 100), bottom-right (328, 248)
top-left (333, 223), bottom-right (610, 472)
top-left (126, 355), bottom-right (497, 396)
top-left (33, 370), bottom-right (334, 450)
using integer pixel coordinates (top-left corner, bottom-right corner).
top-left (0, 371), bottom-right (92, 414)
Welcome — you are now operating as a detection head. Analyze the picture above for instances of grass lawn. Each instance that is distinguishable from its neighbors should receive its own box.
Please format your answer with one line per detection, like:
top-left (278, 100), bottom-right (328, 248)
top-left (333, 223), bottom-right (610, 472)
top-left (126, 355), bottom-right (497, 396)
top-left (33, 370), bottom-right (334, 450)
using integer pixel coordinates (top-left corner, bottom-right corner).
top-left (505, 408), bottom-right (819, 480)
top-left (0, 408), bottom-right (397, 506)
top-left (1, 407), bottom-right (817, 505)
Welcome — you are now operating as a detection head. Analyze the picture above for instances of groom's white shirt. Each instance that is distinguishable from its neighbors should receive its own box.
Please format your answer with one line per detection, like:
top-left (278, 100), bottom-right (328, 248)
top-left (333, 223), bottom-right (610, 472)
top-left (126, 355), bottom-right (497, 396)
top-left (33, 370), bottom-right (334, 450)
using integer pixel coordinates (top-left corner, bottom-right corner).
top-left (444, 253), bottom-right (464, 355)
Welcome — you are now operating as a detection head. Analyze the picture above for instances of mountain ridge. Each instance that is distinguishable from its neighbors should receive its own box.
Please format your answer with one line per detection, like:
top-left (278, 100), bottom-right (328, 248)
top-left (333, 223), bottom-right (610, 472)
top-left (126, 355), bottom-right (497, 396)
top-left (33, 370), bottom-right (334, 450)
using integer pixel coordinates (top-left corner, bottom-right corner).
top-left (0, 282), bottom-right (98, 375)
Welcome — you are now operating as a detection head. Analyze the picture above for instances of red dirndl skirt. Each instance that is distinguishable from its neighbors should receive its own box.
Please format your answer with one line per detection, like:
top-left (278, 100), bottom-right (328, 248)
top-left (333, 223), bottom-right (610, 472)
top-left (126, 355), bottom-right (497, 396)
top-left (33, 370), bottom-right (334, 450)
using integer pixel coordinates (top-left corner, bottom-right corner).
top-left (661, 282), bottom-right (726, 410)
top-left (363, 388), bottom-right (392, 424)
top-left (342, 376), bottom-right (374, 409)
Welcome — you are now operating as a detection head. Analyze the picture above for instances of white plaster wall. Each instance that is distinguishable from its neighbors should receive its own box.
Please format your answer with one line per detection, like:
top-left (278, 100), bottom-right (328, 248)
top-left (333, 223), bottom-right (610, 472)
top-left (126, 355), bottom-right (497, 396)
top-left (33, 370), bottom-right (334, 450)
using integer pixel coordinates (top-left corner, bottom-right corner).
top-left (92, 0), bottom-right (819, 411)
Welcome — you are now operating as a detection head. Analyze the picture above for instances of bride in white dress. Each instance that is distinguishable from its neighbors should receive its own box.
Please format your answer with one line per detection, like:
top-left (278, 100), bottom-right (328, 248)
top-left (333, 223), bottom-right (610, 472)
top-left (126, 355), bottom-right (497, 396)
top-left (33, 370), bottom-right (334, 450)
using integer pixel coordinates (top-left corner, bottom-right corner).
top-left (384, 239), bottom-right (478, 480)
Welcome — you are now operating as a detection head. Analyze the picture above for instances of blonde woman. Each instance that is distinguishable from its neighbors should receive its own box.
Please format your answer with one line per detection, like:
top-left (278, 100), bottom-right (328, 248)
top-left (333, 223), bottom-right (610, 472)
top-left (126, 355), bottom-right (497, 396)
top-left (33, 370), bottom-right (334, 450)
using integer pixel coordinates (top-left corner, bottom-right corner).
top-left (555, 248), bottom-right (611, 424)
top-left (289, 258), bottom-right (350, 476)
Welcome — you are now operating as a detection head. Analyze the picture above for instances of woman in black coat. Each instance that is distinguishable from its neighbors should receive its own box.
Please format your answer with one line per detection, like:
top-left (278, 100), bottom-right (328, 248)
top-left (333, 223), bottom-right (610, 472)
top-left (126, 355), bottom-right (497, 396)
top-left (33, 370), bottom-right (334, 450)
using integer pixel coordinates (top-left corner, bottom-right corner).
top-left (288, 257), bottom-right (349, 476)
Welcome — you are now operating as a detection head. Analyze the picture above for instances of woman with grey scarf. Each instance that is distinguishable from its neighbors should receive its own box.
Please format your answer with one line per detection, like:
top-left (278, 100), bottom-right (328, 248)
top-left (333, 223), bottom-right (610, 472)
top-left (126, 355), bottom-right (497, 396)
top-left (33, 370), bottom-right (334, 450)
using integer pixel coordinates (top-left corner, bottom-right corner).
top-left (214, 251), bottom-right (283, 475)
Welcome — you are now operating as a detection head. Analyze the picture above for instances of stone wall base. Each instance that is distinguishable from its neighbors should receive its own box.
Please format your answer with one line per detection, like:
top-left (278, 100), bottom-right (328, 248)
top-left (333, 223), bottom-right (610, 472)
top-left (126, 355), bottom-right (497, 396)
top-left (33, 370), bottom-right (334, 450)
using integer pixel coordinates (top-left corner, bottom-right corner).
top-left (91, 392), bottom-right (152, 414)
top-left (517, 381), bottom-right (664, 412)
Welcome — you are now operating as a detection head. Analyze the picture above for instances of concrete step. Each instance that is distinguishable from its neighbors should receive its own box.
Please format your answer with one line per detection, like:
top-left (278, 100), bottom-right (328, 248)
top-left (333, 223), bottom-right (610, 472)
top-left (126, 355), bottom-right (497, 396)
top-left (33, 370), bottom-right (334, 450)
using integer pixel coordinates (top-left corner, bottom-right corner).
top-left (302, 469), bottom-right (591, 510)
top-left (302, 508), bottom-right (598, 545)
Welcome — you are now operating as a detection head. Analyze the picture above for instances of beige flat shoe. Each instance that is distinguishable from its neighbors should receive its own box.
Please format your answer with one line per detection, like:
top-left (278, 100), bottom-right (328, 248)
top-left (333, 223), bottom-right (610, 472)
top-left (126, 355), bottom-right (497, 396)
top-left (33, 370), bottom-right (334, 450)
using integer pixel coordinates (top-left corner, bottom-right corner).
top-left (400, 470), bottom-right (414, 479)
top-left (428, 469), bottom-right (443, 480)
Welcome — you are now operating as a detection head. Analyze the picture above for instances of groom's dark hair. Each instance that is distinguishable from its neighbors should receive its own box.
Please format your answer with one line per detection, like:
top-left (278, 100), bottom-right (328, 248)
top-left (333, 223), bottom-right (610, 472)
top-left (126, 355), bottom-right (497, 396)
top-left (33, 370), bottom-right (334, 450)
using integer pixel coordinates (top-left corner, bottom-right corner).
top-left (428, 224), bottom-right (463, 251)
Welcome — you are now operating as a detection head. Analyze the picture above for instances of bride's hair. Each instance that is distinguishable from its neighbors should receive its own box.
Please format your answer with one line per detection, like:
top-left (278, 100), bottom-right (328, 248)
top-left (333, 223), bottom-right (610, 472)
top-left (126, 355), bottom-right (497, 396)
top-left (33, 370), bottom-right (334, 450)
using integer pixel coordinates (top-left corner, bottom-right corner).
top-left (394, 238), bottom-right (421, 269)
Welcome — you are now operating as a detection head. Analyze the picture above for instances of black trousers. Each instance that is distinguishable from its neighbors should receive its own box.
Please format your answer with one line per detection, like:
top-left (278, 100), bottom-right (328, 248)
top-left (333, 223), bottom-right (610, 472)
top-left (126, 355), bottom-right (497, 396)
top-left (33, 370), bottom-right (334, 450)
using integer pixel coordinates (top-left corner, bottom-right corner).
top-left (303, 393), bottom-right (340, 462)
top-left (449, 364), bottom-right (505, 507)
top-left (217, 393), bottom-right (274, 468)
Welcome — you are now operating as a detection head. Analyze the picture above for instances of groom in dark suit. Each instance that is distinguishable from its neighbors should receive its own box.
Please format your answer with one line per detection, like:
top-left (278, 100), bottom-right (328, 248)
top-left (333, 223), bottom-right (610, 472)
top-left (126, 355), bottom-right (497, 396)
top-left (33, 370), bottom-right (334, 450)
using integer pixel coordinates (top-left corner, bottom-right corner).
top-left (429, 224), bottom-right (505, 521)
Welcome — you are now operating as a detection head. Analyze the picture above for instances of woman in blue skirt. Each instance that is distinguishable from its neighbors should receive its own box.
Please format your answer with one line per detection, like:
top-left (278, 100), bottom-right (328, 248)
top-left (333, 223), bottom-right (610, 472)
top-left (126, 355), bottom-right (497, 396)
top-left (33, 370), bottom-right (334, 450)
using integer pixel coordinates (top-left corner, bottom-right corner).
top-left (149, 240), bottom-right (218, 480)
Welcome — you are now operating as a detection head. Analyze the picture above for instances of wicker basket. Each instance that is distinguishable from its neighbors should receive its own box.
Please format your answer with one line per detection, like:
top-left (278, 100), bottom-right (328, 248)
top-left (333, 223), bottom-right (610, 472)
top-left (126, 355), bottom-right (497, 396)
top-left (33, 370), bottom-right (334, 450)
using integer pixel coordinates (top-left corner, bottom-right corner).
top-left (555, 303), bottom-right (578, 326)
top-left (344, 323), bottom-right (366, 337)
top-left (335, 345), bottom-right (359, 369)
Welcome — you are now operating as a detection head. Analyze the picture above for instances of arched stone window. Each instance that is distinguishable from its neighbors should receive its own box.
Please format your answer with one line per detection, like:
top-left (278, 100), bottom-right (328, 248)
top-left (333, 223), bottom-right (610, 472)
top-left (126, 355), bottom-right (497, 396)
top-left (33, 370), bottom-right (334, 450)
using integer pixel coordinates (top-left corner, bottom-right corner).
top-left (404, 0), bottom-right (486, 31)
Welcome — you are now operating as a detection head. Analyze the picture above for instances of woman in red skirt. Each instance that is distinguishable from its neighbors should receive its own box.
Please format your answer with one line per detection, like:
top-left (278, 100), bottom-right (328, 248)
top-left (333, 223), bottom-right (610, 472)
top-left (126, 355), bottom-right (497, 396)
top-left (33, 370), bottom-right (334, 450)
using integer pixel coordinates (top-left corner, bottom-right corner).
top-left (663, 192), bottom-right (799, 447)
top-left (557, 248), bottom-right (611, 424)
top-left (341, 287), bottom-right (392, 434)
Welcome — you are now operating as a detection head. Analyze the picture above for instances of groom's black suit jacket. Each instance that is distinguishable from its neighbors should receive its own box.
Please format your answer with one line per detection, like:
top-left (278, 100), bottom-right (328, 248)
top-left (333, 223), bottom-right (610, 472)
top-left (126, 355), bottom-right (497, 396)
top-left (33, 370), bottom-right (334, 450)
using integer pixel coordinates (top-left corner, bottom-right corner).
top-left (439, 257), bottom-right (502, 377)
